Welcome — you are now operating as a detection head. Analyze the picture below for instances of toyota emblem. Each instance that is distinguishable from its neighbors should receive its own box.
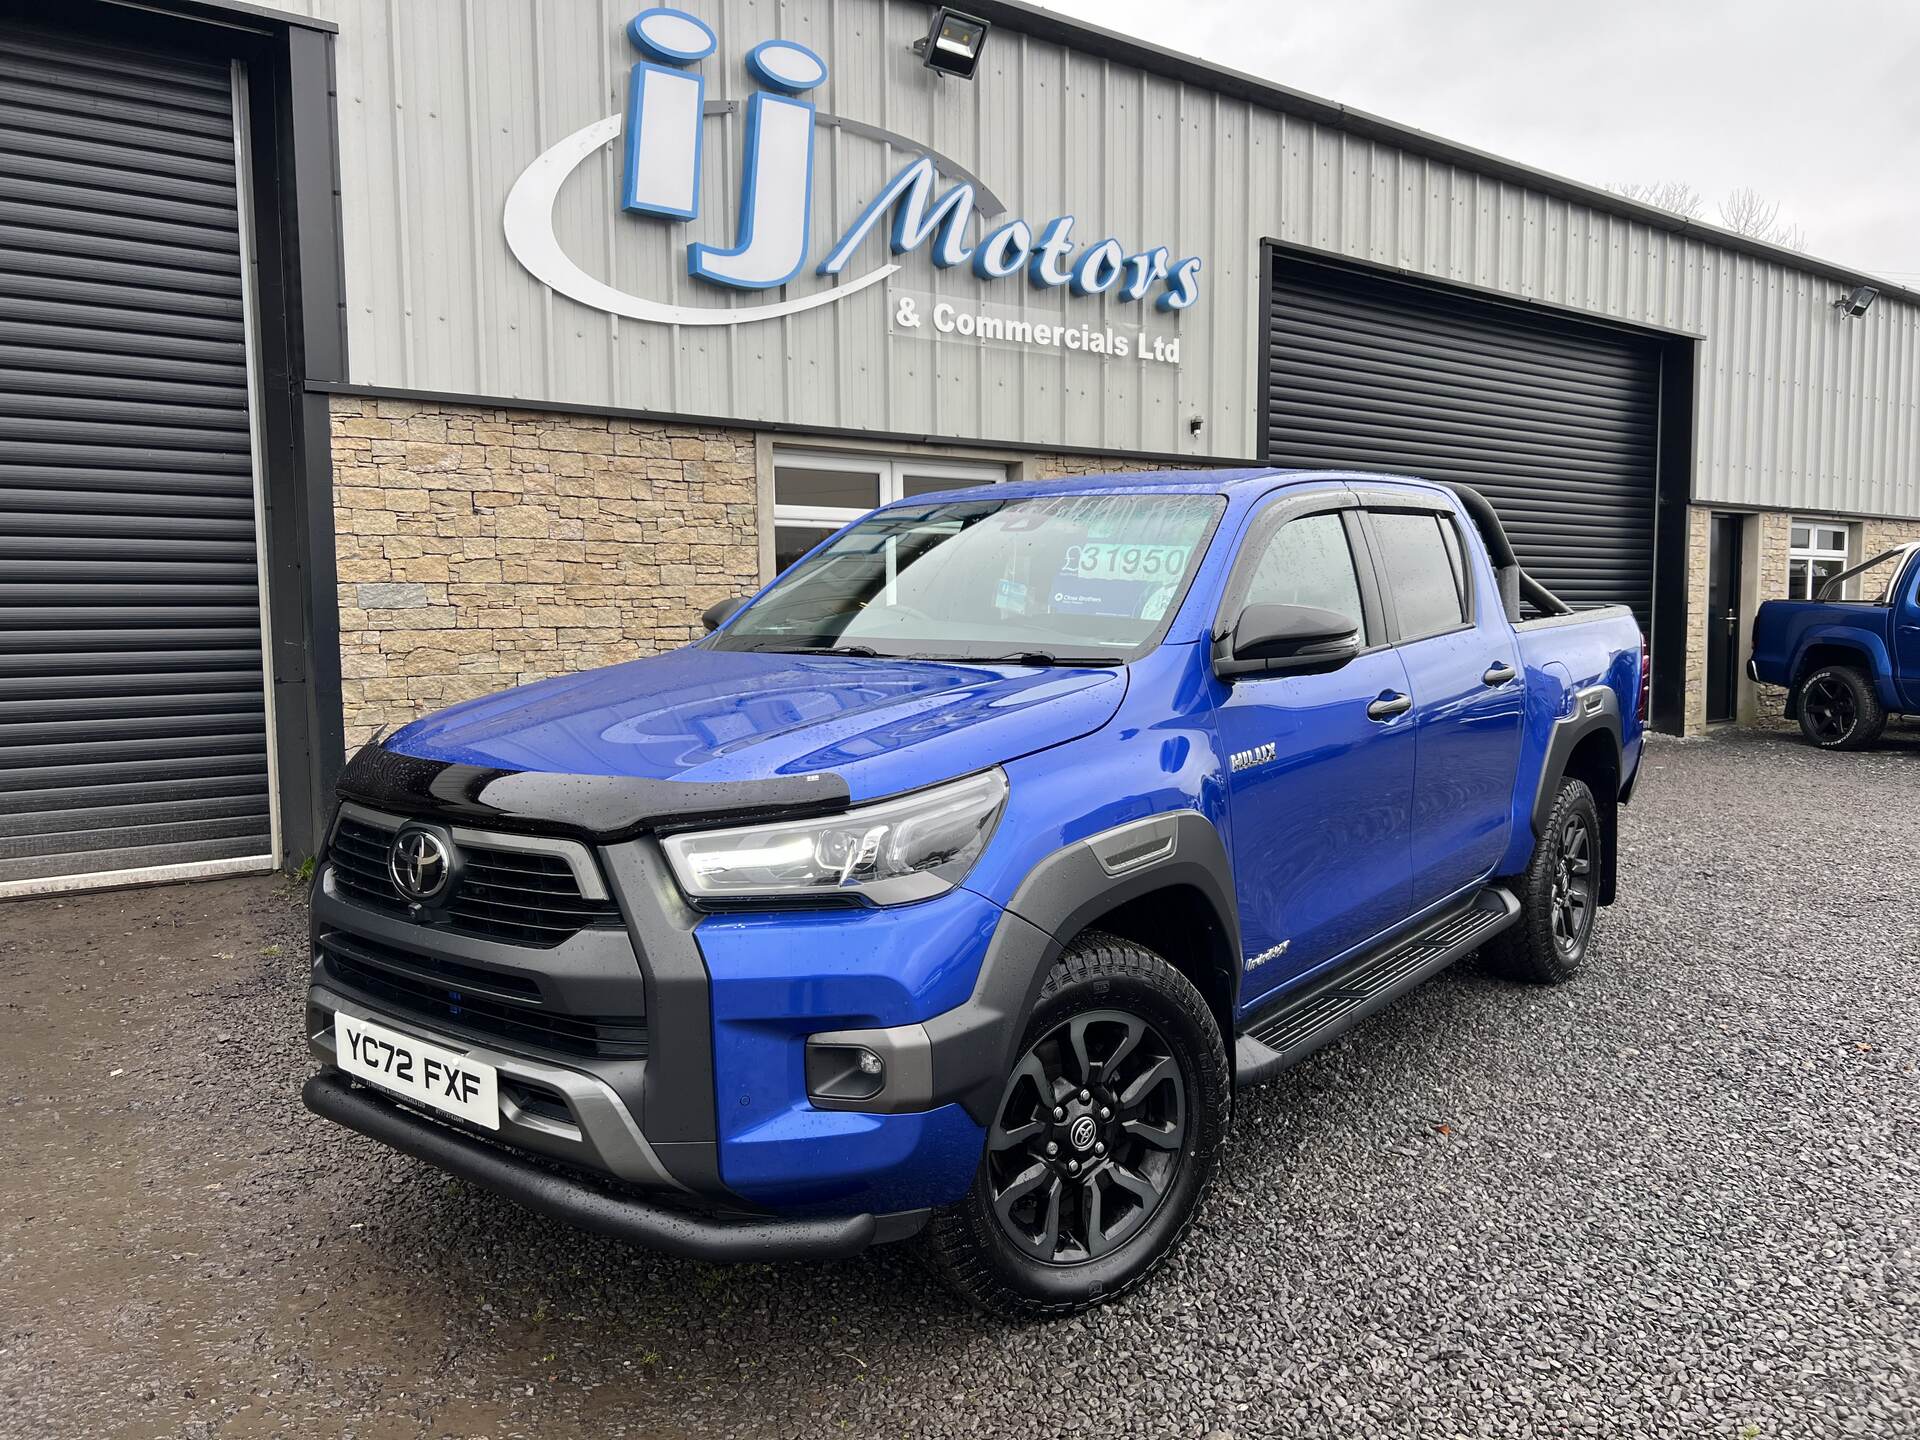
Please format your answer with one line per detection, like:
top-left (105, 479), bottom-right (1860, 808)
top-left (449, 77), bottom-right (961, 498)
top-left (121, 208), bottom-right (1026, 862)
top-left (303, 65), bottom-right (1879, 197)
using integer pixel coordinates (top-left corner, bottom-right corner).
top-left (389, 827), bottom-right (452, 902)
top-left (1068, 1115), bottom-right (1099, 1152)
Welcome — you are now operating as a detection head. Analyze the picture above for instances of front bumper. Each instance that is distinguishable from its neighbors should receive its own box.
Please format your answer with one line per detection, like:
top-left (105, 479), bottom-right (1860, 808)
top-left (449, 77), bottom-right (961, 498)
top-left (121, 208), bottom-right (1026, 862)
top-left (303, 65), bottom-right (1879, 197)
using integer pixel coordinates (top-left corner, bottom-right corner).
top-left (305, 780), bottom-right (1009, 1236)
top-left (302, 1073), bottom-right (926, 1260)
top-left (308, 983), bottom-right (683, 1188)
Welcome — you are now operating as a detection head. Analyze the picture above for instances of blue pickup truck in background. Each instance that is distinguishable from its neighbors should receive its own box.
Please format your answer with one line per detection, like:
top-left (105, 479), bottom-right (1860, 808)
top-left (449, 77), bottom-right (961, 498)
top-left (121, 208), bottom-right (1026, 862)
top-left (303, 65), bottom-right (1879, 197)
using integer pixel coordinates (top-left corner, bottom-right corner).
top-left (303, 469), bottom-right (1646, 1317)
top-left (1750, 541), bottom-right (1920, 749)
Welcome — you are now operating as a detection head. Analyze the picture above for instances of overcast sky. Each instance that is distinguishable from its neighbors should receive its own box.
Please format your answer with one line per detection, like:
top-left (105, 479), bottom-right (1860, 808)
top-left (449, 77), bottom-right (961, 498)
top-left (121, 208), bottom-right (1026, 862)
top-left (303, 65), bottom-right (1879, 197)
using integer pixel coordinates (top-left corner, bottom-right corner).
top-left (1034, 0), bottom-right (1920, 283)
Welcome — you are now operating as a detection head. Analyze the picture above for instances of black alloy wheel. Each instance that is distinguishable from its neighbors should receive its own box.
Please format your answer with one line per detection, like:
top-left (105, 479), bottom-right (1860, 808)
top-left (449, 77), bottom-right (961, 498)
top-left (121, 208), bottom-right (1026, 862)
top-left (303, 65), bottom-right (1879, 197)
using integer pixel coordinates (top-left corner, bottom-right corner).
top-left (1796, 664), bottom-right (1886, 751)
top-left (924, 933), bottom-right (1229, 1318)
top-left (1801, 672), bottom-right (1858, 745)
top-left (1548, 810), bottom-right (1595, 958)
top-left (984, 1009), bottom-right (1186, 1265)
top-left (1484, 776), bottom-right (1601, 986)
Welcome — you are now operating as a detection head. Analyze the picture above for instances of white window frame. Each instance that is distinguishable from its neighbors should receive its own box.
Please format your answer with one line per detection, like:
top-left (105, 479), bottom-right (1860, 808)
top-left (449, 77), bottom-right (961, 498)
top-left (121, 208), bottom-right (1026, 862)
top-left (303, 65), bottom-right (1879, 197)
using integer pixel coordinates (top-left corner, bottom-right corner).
top-left (769, 447), bottom-right (1007, 577)
top-left (1787, 519), bottom-right (1852, 600)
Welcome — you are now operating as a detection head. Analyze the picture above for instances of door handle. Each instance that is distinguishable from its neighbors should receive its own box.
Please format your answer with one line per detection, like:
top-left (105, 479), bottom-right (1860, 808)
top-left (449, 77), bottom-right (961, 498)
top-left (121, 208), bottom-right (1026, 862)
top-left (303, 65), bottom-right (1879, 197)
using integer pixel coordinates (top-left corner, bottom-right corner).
top-left (1482, 662), bottom-right (1517, 686)
top-left (1367, 692), bottom-right (1413, 721)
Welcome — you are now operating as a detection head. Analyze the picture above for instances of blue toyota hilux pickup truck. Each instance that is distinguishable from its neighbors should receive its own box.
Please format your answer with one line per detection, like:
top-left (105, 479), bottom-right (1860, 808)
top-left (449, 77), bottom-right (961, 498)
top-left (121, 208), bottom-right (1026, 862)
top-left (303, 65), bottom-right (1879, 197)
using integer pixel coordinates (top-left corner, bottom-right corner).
top-left (304, 468), bottom-right (1646, 1317)
top-left (1749, 541), bottom-right (1920, 750)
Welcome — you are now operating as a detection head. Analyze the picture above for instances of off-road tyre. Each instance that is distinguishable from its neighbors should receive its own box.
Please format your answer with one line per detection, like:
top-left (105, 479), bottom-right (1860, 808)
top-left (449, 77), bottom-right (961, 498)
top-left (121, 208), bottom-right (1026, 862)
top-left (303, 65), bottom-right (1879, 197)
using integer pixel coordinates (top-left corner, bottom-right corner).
top-left (1485, 778), bottom-right (1601, 986)
top-left (924, 933), bottom-right (1230, 1319)
top-left (1795, 664), bottom-right (1886, 751)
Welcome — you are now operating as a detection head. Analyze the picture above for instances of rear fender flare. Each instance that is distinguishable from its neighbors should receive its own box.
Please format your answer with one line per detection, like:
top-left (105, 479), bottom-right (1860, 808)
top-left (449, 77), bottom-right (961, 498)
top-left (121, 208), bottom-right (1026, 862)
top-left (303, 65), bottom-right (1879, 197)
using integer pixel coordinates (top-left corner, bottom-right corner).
top-left (1530, 686), bottom-right (1623, 838)
top-left (1787, 631), bottom-right (1896, 714)
top-left (1529, 685), bottom-right (1624, 904)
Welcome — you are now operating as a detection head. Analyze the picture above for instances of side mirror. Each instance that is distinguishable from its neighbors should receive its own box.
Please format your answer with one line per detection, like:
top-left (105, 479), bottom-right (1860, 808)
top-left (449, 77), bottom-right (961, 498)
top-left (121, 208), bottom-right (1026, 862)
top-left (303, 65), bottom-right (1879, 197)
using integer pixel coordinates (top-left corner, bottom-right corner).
top-left (1214, 603), bottom-right (1360, 678)
top-left (700, 596), bottom-right (750, 633)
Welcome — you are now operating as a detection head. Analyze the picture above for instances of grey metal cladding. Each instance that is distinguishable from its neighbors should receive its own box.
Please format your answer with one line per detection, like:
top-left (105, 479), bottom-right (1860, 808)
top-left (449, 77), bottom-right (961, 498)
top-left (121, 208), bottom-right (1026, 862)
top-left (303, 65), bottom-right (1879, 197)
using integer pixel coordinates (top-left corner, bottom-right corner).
top-left (0, 23), bottom-right (272, 884)
top-left (1266, 254), bottom-right (1662, 624)
top-left (246, 0), bottom-right (1918, 518)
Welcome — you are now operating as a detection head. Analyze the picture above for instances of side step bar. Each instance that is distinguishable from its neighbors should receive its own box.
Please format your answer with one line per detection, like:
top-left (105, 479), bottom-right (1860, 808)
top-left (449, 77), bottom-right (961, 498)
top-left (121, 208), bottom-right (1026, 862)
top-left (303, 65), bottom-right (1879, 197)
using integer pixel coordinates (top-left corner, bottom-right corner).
top-left (1233, 887), bottom-right (1520, 1088)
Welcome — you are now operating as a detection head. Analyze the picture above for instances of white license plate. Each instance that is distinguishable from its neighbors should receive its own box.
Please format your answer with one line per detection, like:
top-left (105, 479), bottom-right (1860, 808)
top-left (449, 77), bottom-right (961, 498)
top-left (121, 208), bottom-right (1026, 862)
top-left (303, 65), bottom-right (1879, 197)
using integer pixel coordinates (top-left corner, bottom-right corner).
top-left (334, 1011), bottom-right (500, 1131)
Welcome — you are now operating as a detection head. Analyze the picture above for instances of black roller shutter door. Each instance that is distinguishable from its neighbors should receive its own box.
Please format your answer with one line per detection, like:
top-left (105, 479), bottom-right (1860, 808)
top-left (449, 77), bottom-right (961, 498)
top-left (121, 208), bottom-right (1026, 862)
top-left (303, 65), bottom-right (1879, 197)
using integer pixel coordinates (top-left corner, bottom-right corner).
top-left (1264, 253), bottom-right (1661, 624)
top-left (0, 23), bottom-right (271, 887)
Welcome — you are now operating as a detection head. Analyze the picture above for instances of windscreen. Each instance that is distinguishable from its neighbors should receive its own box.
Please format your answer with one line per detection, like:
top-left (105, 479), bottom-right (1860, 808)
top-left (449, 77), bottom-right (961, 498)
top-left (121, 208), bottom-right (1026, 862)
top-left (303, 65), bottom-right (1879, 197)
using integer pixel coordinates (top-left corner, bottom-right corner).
top-left (710, 492), bottom-right (1225, 662)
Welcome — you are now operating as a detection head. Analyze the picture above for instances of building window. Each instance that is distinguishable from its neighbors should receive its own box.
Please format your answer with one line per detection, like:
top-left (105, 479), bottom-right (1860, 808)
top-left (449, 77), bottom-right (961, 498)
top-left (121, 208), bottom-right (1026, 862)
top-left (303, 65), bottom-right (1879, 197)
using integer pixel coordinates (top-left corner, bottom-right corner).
top-left (1787, 520), bottom-right (1850, 600)
top-left (770, 448), bottom-right (1007, 575)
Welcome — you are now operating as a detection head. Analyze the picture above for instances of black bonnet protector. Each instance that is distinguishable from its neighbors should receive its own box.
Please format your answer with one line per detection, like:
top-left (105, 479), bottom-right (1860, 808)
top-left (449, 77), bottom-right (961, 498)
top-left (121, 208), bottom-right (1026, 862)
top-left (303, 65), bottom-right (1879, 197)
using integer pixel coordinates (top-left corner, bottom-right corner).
top-left (336, 741), bottom-right (853, 842)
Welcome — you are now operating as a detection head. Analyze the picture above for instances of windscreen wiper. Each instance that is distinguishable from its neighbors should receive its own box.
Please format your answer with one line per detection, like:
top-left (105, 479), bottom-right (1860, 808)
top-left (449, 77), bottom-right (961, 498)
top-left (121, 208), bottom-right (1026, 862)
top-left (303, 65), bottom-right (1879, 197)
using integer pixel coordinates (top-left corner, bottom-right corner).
top-left (744, 642), bottom-right (883, 657)
top-left (749, 643), bottom-right (1118, 665)
top-left (956, 651), bottom-right (1123, 667)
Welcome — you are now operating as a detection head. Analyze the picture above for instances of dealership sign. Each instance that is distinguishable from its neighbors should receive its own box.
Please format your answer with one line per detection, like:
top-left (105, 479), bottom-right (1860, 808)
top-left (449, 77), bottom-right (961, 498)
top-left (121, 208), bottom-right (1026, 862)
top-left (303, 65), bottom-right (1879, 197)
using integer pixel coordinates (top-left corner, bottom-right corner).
top-left (890, 291), bottom-right (1184, 365)
top-left (503, 7), bottom-right (1202, 330)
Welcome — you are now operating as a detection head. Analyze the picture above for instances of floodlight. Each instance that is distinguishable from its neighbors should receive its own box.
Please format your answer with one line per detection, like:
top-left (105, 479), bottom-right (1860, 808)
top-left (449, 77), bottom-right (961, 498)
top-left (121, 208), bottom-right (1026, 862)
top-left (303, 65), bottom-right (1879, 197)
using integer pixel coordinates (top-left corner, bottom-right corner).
top-left (1835, 285), bottom-right (1879, 317)
top-left (914, 7), bottom-right (990, 79)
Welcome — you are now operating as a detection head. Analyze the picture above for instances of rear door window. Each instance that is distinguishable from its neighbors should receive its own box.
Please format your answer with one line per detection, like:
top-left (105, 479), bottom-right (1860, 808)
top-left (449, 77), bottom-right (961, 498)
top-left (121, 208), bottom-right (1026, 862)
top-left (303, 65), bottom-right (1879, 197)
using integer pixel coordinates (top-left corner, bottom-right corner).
top-left (1370, 511), bottom-right (1469, 642)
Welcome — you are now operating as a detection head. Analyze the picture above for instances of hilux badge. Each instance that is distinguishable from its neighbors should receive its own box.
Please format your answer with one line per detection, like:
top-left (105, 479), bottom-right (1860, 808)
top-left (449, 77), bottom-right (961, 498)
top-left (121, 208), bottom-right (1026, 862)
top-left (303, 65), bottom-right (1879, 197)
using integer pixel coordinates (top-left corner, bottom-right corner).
top-left (1229, 741), bottom-right (1277, 773)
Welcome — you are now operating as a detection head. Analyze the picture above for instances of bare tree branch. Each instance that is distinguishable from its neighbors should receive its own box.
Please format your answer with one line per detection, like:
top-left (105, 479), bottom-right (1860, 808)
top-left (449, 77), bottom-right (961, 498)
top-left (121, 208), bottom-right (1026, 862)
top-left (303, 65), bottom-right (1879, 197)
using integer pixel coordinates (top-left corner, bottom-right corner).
top-left (1609, 180), bottom-right (1808, 251)
top-left (1717, 186), bottom-right (1807, 250)
top-left (1608, 180), bottom-right (1705, 220)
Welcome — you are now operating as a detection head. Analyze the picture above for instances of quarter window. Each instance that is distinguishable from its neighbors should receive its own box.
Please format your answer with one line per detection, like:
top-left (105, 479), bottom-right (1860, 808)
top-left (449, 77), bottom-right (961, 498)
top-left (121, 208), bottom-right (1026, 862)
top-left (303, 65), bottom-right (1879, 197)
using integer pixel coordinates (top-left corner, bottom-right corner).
top-left (771, 449), bottom-right (1007, 577)
top-left (1241, 512), bottom-right (1368, 643)
top-left (1370, 511), bottom-right (1470, 642)
top-left (1788, 520), bottom-right (1850, 600)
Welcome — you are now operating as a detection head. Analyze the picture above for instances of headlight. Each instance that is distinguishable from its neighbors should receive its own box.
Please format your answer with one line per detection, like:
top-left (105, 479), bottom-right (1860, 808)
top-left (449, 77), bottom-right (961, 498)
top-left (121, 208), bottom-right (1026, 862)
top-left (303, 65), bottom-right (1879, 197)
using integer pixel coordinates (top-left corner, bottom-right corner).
top-left (661, 769), bottom-right (1008, 906)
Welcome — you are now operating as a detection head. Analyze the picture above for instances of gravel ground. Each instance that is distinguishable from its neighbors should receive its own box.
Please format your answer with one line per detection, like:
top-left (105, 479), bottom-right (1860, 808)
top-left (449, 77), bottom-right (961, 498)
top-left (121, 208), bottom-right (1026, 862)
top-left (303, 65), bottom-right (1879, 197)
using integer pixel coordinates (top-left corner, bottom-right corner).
top-left (3, 723), bottom-right (1918, 1440)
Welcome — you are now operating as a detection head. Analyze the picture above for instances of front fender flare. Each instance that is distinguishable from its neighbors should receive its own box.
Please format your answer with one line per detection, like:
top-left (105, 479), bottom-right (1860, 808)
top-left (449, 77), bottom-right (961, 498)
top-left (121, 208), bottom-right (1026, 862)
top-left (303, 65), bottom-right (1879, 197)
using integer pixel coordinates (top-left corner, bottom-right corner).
top-left (924, 811), bottom-right (1240, 1125)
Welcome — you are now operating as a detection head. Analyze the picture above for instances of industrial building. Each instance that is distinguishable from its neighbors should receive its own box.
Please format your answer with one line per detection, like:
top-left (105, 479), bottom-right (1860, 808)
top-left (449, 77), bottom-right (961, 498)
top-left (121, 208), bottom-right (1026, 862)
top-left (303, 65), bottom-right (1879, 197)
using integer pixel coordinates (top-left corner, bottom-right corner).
top-left (3, 0), bottom-right (1916, 895)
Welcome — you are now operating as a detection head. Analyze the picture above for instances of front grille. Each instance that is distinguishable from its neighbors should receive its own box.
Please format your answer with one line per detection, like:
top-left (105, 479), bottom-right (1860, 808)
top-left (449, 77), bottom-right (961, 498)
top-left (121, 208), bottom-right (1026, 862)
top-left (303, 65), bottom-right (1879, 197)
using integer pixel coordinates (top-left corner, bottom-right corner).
top-left (321, 930), bottom-right (649, 1060)
top-left (328, 813), bottom-right (623, 948)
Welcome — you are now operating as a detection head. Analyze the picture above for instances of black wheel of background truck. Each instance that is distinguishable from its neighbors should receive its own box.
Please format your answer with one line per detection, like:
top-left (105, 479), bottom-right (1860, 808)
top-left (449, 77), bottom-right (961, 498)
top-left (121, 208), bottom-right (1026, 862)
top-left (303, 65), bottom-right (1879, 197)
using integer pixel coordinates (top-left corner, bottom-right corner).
top-left (925, 933), bottom-right (1229, 1319)
top-left (1796, 665), bottom-right (1885, 751)
top-left (1485, 778), bottom-right (1600, 986)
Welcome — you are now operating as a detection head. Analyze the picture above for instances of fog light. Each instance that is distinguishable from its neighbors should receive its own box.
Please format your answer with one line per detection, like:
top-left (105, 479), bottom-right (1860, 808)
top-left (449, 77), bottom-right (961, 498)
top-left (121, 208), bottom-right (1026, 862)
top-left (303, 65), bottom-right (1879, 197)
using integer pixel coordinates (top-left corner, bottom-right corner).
top-left (806, 1041), bottom-right (887, 1103)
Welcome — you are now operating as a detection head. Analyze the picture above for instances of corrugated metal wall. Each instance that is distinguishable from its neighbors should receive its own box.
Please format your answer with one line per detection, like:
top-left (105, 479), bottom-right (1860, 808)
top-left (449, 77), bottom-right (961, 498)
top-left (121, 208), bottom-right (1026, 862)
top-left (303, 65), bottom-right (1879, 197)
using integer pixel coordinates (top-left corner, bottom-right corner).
top-left (256, 0), bottom-right (1920, 519)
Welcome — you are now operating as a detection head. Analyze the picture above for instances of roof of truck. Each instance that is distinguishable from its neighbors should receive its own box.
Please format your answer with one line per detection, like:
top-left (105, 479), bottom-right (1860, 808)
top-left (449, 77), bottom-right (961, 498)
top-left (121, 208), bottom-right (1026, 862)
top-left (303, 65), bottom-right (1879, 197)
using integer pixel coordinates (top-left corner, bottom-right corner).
top-left (890, 467), bottom-right (1448, 505)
